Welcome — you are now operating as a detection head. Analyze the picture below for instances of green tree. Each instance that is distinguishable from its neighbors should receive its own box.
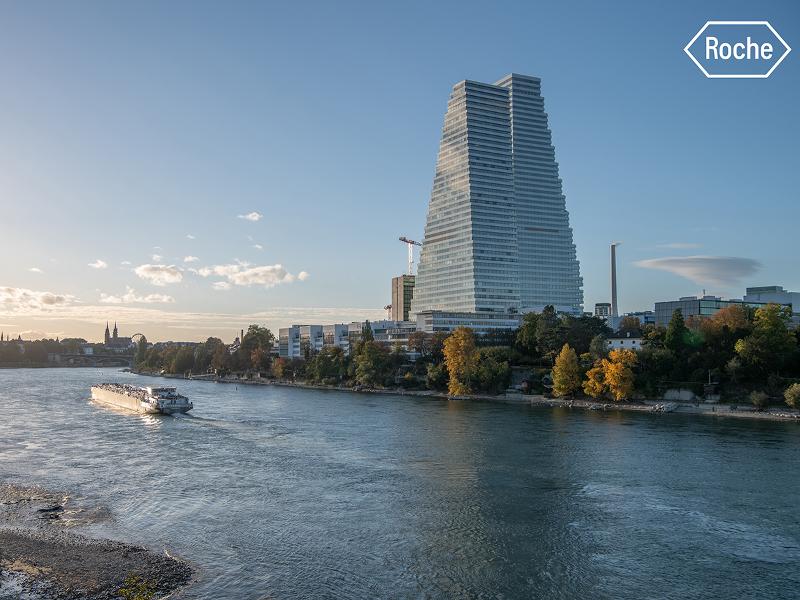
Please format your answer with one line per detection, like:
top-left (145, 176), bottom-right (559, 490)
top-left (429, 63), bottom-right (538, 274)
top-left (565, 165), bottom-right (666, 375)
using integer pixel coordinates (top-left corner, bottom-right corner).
top-left (552, 343), bottom-right (581, 398)
top-left (475, 348), bottom-right (511, 394)
top-left (426, 362), bottom-right (448, 391)
top-left (354, 341), bottom-right (389, 387)
top-left (515, 312), bottom-right (540, 356)
top-left (443, 327), bottom-right (478, 395)
top-left (665, 309), bottom-right (688, 355)
top-left (135, 336), bottom-right (148, 365)
top-left (735, 304), bottom-right (795, 374)
top-left (172, 346), bottom-right (195, 374)
top-left (535, 305), bottom-right (561, 360)
top-left (589, 334), bottom-right (608, 362)
top-left (307, 346), bottom-right (347, 383)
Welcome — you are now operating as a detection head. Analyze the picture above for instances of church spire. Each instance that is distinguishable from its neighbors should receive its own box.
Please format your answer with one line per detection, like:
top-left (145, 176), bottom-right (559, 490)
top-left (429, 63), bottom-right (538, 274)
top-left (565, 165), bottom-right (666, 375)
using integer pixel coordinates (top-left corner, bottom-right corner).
top-left (113, 322), bottom-right (118, 339)
top-left (104, 322), bottom-right (111, 345)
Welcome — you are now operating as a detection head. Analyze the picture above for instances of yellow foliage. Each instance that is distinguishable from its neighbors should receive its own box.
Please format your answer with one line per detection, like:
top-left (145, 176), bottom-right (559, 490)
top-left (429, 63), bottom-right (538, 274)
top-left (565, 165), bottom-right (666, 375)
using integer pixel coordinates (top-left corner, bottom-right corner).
top-left (552, 343), bottom-right (581, 398)
top-left (583, 364), bottom-right (605, 398)
top-left (443, 327), bottom-right (478, 396)
top-left (583, 349), bottom-right (637, 401)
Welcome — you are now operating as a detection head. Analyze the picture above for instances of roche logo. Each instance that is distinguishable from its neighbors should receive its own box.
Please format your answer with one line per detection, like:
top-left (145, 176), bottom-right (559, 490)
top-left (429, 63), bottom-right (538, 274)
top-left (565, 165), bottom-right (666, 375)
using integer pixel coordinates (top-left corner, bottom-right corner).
top-left (684, 21), bottom-right (791, 78)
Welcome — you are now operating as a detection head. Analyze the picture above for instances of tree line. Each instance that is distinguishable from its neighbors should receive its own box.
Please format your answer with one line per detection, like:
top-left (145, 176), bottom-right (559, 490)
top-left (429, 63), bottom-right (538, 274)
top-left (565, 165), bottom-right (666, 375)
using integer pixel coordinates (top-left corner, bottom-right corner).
top-left (135, 303), bottom-right (800, 408)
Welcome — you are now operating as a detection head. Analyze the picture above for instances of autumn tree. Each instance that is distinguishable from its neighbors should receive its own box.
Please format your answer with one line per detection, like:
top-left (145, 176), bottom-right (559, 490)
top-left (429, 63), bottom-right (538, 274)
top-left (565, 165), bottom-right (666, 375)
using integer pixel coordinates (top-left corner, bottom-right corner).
top-left (552, 343), bottom-right (581, 398)
top-left (582, 348), bottom-right (637, 401)
top-left (604, 349), bottom-right (637, 401)
top-left (443, 327), bottom-right (478, 395)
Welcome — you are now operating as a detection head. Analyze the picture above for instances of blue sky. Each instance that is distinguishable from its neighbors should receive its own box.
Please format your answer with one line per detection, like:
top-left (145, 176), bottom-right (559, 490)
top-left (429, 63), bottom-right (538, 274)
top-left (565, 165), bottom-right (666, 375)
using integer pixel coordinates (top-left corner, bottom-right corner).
top-left (1, 1), bottom-right (798, 341)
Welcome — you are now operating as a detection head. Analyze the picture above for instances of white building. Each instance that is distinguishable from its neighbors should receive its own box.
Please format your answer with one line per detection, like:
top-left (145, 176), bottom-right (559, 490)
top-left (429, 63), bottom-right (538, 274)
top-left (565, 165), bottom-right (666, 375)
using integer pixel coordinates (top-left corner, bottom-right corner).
top-left (607, 332), bottom-right (644, 351)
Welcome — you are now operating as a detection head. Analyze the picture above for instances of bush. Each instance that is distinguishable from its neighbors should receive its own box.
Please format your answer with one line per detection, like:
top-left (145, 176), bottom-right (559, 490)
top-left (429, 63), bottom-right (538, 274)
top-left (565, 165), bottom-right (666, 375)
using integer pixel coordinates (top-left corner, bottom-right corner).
top-left (749, 390), bottom-right (769, 411)
top-left (784, 383), bottom-right (800, 409)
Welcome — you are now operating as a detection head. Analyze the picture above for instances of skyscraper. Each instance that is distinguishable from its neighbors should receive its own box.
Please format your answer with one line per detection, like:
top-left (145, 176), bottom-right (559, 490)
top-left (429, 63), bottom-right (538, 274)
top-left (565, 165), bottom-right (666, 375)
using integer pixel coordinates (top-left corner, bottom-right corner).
top-left (411, 74), bottom-right (583, 320)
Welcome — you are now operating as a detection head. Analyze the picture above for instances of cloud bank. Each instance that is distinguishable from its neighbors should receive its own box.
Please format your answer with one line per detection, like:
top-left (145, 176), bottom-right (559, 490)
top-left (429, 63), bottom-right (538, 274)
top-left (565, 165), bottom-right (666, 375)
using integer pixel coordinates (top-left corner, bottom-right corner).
top-left (197, 263), bottom-right (307, 288)
top-left (1, 286), bottom-right (76, 313)
top-left (134, 264), bottom-right (183, 286)
top-left (635, 255), bottom-right (761, 286)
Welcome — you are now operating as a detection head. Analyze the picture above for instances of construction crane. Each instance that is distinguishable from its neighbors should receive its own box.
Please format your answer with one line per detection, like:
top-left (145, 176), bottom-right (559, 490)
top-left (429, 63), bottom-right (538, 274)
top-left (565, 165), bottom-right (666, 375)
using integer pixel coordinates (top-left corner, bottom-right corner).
top-left (399, 236), bottom-right (422, 275)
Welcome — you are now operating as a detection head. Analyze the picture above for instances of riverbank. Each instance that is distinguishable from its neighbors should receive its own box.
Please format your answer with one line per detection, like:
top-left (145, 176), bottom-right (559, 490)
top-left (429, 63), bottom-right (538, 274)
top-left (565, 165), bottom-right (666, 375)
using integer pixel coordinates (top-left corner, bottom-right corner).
top-left (137, 371), bottom-right (800, 423)
top-left (0, 483), bottom-right (192, 599)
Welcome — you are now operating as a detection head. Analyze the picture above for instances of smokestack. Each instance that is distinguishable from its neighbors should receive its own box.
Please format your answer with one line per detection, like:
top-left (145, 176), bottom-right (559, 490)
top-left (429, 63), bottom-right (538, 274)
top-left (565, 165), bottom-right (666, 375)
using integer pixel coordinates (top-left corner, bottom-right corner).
top-left (611, 242), bottom-right (621, 318)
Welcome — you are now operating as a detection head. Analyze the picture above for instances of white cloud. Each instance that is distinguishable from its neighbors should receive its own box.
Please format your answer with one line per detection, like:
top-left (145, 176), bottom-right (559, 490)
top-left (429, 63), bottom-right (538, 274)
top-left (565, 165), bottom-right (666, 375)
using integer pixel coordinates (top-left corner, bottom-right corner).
top-left (238, 211), bottom-right (263, 222)
top-left (186, 234), bottom-right (196, 240)
top-left (635, 256), bottom-right (761, 286)
top-left (120, 261), bottom-right (132, 266)
top-left (28, 267), bottom-right (43, 274)
top-left (134, 264), bottom-right (183, 286)
top-left (152, 254), bottom-right (163, 262)
top-left (196, 263), bottom-right (307, 288)
top-left (88, 259), bottom-right (108, 269)
top-left (99, 287), bottom-right (175, 304)
top-left (656, 242), bottom-right (702, 249)
top-left (0, 286), bottom-right (77, 313)
top-left (183, 256), bottom-right (199, 263)
top-left (212, 281), bottom-right (232, 291)
top-left (252, 244), bottom-right (263, 251)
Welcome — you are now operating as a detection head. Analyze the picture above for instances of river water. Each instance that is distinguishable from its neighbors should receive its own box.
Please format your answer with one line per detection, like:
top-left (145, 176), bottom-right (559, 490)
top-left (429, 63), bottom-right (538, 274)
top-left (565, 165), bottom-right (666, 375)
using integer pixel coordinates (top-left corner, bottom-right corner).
top-left (1, 368), bottom-right (799, 599)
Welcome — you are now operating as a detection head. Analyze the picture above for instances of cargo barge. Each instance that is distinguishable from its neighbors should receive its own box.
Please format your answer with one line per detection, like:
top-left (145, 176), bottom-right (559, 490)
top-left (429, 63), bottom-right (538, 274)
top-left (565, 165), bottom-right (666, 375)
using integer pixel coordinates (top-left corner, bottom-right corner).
top-left (90, 383), bottom-right (193, 415)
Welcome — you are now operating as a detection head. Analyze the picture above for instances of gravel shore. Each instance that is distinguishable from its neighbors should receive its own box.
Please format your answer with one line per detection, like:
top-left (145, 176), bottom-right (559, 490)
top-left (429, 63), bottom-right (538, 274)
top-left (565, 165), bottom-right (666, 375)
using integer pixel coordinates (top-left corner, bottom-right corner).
top-left (0, 483), bottom-right (192, 599)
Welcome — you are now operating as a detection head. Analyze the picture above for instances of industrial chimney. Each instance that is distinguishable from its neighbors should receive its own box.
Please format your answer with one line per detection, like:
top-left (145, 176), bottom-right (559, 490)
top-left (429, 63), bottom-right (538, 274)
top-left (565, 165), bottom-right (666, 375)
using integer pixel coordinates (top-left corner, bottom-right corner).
top-left (610, 242), bottom-right (622, 318)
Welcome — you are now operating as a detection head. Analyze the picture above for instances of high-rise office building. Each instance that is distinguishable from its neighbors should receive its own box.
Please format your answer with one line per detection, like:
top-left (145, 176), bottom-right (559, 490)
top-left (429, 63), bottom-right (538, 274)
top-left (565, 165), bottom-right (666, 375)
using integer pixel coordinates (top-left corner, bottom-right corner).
top-left (411, 74), bottom-right (583, 319)
top-left (391, 275), bottom-right (415, 321)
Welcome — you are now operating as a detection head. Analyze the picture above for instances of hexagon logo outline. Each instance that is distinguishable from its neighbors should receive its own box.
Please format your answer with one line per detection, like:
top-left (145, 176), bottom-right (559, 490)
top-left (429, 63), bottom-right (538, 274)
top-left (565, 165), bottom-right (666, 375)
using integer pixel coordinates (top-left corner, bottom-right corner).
top-left (684, 20), bottom-right (792, 79)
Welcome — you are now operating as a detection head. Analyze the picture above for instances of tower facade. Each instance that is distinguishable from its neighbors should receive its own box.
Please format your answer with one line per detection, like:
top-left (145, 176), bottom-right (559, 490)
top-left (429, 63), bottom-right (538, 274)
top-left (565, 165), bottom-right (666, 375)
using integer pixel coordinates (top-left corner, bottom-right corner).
top-left (411, 74), bottom-right (583, 317)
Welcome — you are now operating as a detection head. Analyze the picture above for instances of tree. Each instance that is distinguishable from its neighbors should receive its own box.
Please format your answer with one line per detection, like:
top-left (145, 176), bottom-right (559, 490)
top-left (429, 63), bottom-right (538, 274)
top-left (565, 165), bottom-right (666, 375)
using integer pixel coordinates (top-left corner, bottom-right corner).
top-left (749, 390), bottom-right (769, 411)
top-left (426, 362), bottom-right (448, 391)
top-left (535, 305), bottom-right (561, 360)
top-left (665, 309), bottom-right (688, 355)
top-left (407, 331), bottom-right (430, 357)
top-left (604, 349), bottom-right (637, 401)
top-left (784, 383), bottom-right (800, 409)
top-left (475, 348), bottom-right (511, 394)
top-left (443, 327), bottom-right (478, 395)
top-left (172, 346), bottom-right (195, 374)
top-left (135, 336), bottom-right (148, 365)
top-left (589, 334), bottom-right (608, 362)
top-left (308, 346), bottom-right (347, 383)
top-left (515, 312), bottom-right (540, 356)
top-left (582, 348), bottom-right (637, 401)
top-left (552, 343), bottom-right (581, 397)
top-left (354, 341), bottom-right (389, 387)
top-left (735, 304), bottom-right (795, 374)
top-left (583, 363), bottom-right (606, 398)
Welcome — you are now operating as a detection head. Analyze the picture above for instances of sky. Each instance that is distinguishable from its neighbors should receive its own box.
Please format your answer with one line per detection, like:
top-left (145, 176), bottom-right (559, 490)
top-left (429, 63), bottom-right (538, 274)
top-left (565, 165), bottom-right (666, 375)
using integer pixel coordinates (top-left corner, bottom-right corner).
top-left (1, 1), bottom-right (798, 342)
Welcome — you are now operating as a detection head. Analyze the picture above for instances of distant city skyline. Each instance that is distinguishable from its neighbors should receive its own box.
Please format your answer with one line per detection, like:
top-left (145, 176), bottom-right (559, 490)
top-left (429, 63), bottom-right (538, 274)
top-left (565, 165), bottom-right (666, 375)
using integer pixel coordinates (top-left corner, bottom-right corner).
top-left (1, 1), bottom-right (798, 340)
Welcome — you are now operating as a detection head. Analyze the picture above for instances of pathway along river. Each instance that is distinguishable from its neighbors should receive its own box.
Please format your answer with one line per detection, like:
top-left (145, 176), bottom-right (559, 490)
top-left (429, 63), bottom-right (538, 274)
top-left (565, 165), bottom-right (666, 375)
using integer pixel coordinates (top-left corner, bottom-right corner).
top-left (1, 368), bottom-right (799, 599)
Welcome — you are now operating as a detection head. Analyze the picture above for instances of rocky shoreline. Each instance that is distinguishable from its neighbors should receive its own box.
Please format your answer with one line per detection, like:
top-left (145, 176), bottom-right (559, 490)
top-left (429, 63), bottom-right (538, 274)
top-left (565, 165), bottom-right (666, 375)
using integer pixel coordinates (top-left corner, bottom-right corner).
top-left (0, 483), bottom-right (192, 599)
top-left (140, 371), bottom-right (800, 423)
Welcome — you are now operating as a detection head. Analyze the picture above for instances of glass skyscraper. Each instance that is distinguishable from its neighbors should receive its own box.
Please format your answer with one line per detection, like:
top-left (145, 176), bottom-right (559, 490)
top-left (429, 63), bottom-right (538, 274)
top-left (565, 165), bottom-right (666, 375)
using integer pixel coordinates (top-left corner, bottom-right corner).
top-left (411, 74), bottom-right (583, 317)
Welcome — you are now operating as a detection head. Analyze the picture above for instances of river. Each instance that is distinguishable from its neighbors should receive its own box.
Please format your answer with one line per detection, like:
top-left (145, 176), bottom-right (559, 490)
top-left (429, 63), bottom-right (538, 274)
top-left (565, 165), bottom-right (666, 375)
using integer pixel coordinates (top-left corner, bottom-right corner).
top-left (1, 368), bottom-right (799, 599)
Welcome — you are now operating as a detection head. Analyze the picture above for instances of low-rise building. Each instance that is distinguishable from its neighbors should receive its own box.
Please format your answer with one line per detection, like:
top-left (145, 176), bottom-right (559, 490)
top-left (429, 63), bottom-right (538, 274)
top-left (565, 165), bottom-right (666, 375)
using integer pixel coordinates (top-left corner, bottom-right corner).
top-left (607, 332), bottom-right (644, 351)
top-left (391, 275), bottom-right (415, 322)
top-left (594, 303), bottom-right (611, 318)
top-left (414, 310), bottom-right (521, 335)
top-left (653, 295), bottom-right (786, 327)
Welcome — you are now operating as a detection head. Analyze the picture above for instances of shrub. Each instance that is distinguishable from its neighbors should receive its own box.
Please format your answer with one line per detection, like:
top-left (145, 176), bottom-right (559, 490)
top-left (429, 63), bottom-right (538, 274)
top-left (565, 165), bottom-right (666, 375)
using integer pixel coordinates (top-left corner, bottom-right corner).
top-left (749, 390), bottom-right (769, 411)
top-left (784, 383), bottom-right (800, 409)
